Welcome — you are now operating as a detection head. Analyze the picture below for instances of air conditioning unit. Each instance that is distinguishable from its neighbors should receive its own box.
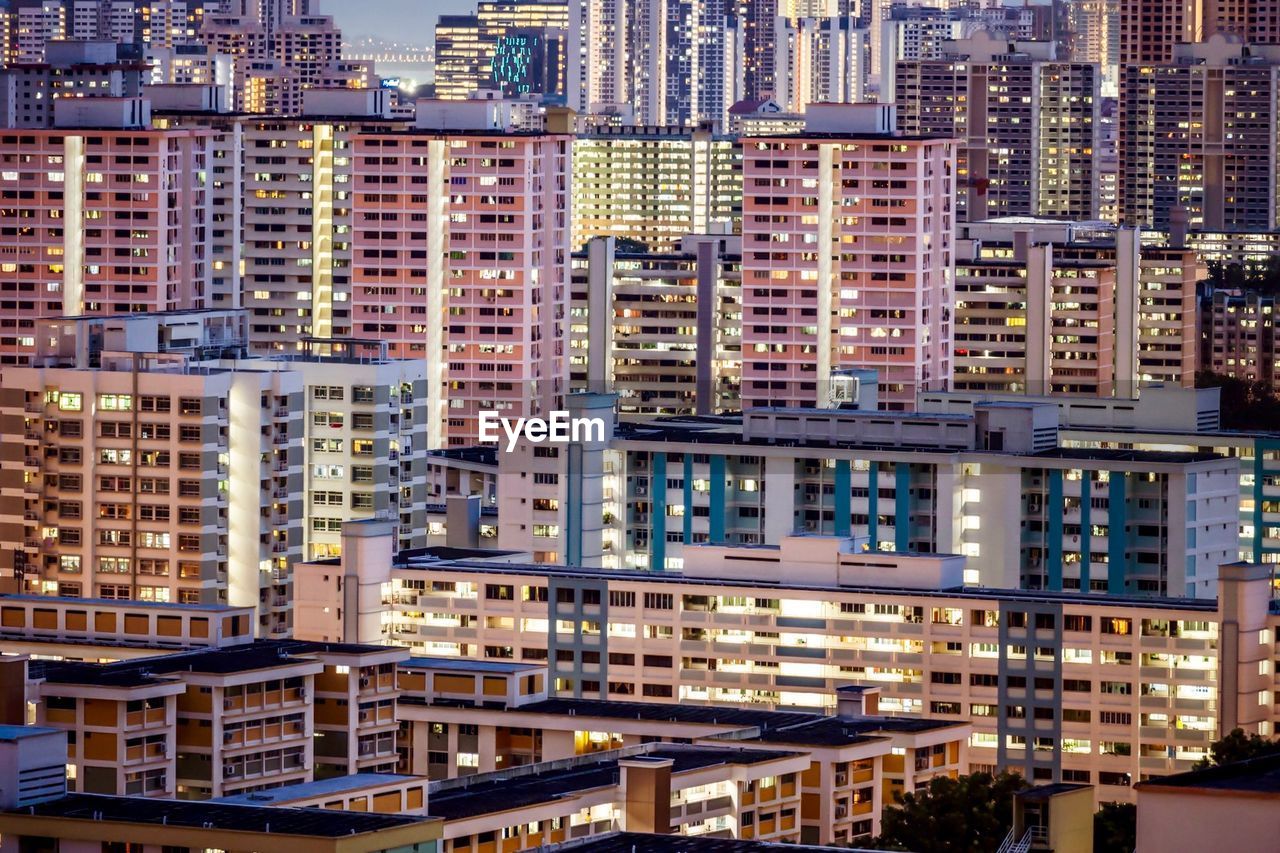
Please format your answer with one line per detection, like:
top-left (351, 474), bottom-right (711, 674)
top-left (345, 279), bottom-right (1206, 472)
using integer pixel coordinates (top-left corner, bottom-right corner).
top-left (223, 698), bottom-right (234, 710)
top-left (298, 688), bottom-right (307, 701)
top-left (835, 806), bottom-right (848, 819)
top-left (224, 764), bottom-right (237, 776)
top-left (223, 732), bottom-right (234, 743)
top-left (359, 677), bottom-right (370, 688)
top-left (157, 742), bottom-right (167, 756)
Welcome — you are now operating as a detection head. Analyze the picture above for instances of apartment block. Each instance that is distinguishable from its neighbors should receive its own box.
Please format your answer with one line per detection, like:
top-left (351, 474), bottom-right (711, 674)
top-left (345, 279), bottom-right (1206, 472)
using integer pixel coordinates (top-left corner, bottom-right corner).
top-left (773, 15), bottom-right (869, 113)
top-left (740, 104), bottom-right (956, 410)
top-left (571, 126), bottom-right (742, 254)
top-left (0, 793), bottom-right (443, 853)
top-left (0, 593), bottom-right (257, 660)
top-left (955, 218), bottom-right (1202, 392)
top-left (24, 638), bottom-right (406, 798)
top-left (263, 354), bottom-right (429, 560)
top-left (570, 234), bottom-right (742, 418)
top-left (351, 119), bottom-right (571, 447)
top-left (0, 317), bottom-right (303, 637)
top-left (394, 661), bottom-right (966, 846)
top-left (1200, 289), bottom-right (1278, 392)
top-left (954, 243), bottom-right (1118, 396)
top-left (0, 40), bottom-right (147, 129)
top-left (894, 32), bottom-right (1100, 221)
top-left (298, 529), bottom-right (1279, 803)
top-left (1121, 35), bottom-right (1280, 231)
top-left (0, 113), bottom-right (215, 366)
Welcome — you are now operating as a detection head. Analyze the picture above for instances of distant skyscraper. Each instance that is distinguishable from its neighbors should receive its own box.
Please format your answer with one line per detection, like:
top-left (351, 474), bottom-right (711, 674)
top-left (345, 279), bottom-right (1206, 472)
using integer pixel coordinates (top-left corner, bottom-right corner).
top-left (742, 0), bottom-right (780, 100)
top-left (774, 14), bottom-right (869, 111)
top-left (434, 1), bottom-right (569, 101)
top-left (1204, 0), bottom-right (1280, 42)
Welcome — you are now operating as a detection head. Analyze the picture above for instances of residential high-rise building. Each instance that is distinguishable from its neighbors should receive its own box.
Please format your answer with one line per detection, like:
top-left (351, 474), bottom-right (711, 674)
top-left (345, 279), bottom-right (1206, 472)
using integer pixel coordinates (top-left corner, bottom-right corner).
top-left (0, 40), bottom-right (148, 128)
top-left (742, 0), bottom-right (780, 100)
top-left (570, 234), bottom-right (743, 418)
top-left (895, 32), bottom-right (1101, 221)
top-left (0, 105), bottom-right (215, 366)
top-left (740, 104), bottom-right (956, 410)
top-left (566, 0), bottom-right (629, 115)
top-left (954, 219), bottom-right (1202, 393)
top-left (0, 312), bottom-right (302, 637)
top-left (572, 126), bottom-right (741, 254)
top-left (12, 1), bottom-right (67, 64)
top-left (774, 15), bottom-right (869, 112)
top-left (1121, 35), bottom-right (1280, 231)
top-left (1203, 0), bottom-right (1280, 42)
top-left (1200, 289), bottom-right (1280, 392)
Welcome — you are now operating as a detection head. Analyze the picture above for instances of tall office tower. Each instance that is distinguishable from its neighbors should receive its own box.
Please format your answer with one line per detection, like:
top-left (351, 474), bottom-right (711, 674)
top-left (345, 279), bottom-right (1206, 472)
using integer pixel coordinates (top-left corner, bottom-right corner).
top-left (572, 126), bottom-right (741, 254)
top-left (566, 0), bottom-right (629, 114)
top-left (434, 1), bottom-right (569, 101)
top-left (0, 312), bottom-right (302, 638)
top-left (0, 103), bottom-right (214, 366)
top-left (1122, 36), bottom-right (1280, 231)
top-left (433, 16), bottom-right (486, 100)
top-left (570, 234), bottom-right (743, 417)
top-left (14, 1), bottom-right (66, 64)
top-left (895, 32), bottom-right (1101, 221)
top-left (0, 41), bottom-right (147, 128)
top-left (1201, 290), bottom-right (1280, 392)
top-left (774, 14), bottom-right (869, 111)
top-left (742, 0), bottom-right (780, 100)
top-left (352, 103), bottom-right (572, 448)
top-left (740, 104), bottom-right (956, 411)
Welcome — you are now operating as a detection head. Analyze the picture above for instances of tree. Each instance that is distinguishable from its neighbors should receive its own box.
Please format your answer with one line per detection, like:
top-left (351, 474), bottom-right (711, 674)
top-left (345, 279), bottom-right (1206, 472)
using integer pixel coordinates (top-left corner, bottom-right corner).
top-left (1195, 728), bottom-right (1280, 769)
top-left (1195, 370), bottom-right (1280, 430)
top-left (866, 771), bottom-right (1029, 853)
top-left (1093, 802), bottom-right (1136, 853)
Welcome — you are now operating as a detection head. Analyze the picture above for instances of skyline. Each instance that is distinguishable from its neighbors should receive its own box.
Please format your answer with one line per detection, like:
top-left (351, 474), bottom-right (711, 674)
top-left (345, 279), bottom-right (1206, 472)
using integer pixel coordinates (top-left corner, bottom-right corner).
top-left (332, 0), bottom-right (471, 43)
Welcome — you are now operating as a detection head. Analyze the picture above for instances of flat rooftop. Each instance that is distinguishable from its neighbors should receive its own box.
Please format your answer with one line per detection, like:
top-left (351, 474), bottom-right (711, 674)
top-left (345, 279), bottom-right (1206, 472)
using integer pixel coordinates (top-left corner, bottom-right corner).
top-left (0, 725), bottom-right (60, 742)
top-left (396, 557), bottom-right (1218, 612)
top-left (1136, 753), bottom-right (1280, 795)
top-left (552, 831), bottom-right (861, 852)
top-left (426, 746), bottom-right (801, 821)
top-left (215, 773), bottom-right (420, 806)
top-left (34, 639), bottom-right (400, 686)
top-left (746, 715), bottom-right (962, 748)
top-left (402, 656), bottom-right (544, 673)
top-left (514, 698), bottom-right (816, 729)
top-left (11, 793), bottom-right (430, 837)
top-left (0, 594), bottom-right (245, 613)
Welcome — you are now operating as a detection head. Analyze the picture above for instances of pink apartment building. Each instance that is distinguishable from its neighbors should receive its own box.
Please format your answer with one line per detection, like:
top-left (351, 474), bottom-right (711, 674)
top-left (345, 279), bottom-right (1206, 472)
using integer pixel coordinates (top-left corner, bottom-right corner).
top-left (350, 127), bottom-right (571, 448)
top-left (741, 104), bottom-right (956, 410)
top-left (0, 112), bottom-right (213, 365)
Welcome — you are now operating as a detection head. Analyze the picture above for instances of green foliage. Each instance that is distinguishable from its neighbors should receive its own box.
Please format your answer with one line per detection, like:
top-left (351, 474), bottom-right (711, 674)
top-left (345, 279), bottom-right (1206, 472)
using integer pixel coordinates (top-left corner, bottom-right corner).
top-left (1092, 802), bottom-right (1136, 853)
top-left (864, 771), bottom-right (1028, 853)
top-left (1195, 371), bottom-right (1280, 431)
top-left (1195, 727), bottom-right (1280, 769)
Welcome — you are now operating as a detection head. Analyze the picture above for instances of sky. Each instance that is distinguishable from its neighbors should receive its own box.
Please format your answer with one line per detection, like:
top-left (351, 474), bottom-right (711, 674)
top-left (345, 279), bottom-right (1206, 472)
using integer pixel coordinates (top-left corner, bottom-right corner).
top-left (329, 0), bottom-right (473, 45)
